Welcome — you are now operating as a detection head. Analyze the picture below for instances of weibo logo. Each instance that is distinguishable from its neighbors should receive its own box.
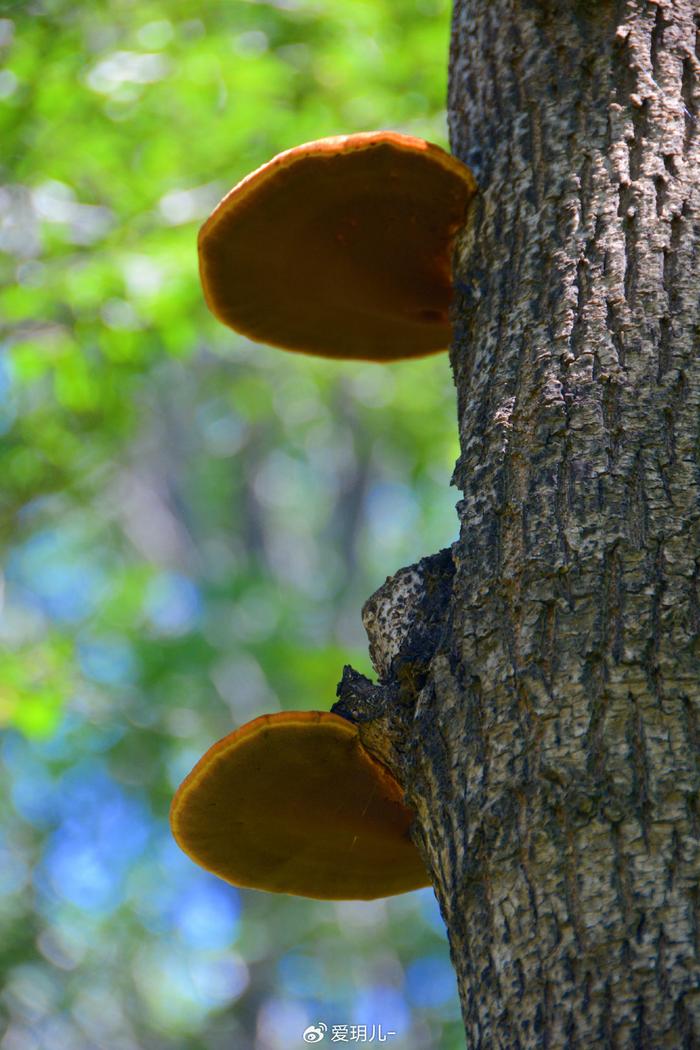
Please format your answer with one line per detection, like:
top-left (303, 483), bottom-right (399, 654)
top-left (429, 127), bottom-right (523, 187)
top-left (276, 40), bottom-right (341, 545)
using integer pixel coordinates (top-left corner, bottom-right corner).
top-left (302, 1022), bottom-right (328, 1043)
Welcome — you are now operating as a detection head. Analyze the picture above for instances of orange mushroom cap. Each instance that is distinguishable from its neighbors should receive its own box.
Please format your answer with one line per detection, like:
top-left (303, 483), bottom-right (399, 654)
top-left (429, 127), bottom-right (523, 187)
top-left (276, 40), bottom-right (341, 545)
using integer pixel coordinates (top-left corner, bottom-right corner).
top-left (170, 710), bottom-right (430, 900)
top-left (198, 131), bottom-right (477, 362)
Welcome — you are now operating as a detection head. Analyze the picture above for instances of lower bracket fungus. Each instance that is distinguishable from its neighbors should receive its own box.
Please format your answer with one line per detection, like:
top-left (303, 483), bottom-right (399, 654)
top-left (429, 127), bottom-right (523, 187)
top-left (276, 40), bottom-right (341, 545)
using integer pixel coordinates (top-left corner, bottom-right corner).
top-left (170, 710), bottom-right (430, 900)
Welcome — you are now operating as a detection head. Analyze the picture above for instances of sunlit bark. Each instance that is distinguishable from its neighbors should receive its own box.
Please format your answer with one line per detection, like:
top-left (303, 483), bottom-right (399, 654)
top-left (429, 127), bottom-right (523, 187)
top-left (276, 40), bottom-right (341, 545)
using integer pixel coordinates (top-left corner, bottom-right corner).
top-left (337, 2), bottom-right (700, 1045)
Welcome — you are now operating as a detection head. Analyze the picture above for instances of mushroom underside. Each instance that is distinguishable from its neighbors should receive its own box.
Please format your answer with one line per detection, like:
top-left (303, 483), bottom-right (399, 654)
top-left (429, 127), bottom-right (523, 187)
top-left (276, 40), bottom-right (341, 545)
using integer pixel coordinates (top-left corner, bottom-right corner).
top-left (199, 139), bottom-right (475, 360)
top-left (171, 714), bottom-right (430, 899)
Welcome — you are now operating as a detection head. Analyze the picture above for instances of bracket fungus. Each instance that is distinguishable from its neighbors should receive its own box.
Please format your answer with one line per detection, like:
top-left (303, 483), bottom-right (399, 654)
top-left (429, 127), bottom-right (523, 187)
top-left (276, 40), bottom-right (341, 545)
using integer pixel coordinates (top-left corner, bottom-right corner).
top-left (198, 131), bottom-right (477, 361)
top-left (170, 710), bottom-right (430, 899)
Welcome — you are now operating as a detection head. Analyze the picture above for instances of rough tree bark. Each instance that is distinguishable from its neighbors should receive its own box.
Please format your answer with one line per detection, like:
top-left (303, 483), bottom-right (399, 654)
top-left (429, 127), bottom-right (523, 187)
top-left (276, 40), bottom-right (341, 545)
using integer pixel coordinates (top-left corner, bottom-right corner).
top-left (335, 1), bottom-right (700, 1046)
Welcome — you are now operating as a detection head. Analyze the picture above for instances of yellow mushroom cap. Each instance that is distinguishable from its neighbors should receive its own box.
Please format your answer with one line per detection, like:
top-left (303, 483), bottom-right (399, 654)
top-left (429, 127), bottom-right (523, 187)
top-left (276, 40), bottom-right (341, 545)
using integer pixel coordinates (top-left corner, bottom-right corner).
top-left (198, 131), bottom-right (477, 362)
top-left (170, 710), bottom-right (430, 900)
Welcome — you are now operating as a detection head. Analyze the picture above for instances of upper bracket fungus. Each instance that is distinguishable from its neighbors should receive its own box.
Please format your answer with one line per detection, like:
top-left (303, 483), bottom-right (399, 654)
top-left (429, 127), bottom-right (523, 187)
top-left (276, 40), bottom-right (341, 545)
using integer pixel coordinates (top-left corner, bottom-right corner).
top-left (198, 131), bottom-right (477, 361)
top-left (170, 709), bottom-right (430, 899)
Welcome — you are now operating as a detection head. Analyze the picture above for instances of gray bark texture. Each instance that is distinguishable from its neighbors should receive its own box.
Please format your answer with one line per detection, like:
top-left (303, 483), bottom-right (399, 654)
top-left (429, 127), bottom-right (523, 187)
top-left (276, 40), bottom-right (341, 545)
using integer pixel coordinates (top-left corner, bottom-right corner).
top-left (335, 0), bottom-right (700, 1046)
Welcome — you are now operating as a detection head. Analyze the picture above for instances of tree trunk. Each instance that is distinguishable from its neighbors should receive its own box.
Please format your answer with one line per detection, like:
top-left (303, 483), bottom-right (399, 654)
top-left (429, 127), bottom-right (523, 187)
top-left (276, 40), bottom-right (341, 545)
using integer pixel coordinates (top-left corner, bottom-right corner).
top-left (335, 1), bottom-right (700, 1046)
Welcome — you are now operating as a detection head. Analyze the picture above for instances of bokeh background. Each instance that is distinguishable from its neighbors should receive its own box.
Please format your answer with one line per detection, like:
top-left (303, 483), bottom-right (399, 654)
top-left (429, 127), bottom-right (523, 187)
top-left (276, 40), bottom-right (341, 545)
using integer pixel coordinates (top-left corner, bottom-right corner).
top-left (0, 0), bottom-right (465, 1046)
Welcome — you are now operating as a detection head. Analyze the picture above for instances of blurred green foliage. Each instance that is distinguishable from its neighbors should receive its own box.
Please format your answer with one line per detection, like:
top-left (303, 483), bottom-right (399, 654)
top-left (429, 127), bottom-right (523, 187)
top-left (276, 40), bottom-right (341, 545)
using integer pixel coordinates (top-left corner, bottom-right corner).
top-left (0, 0), bottom-right (465, 1046)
